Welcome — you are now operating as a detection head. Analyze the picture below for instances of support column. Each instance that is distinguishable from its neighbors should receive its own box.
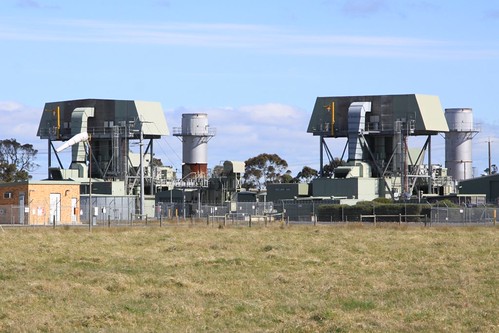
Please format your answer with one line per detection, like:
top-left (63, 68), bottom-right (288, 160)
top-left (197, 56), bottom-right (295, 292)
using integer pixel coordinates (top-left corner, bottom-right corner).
top-left (139, 124), bottom-right (144, 218)
top-left (48, 139), bottom-right (52, 179)
top-left (319, 136), bottom-right (324, 177)
top-left (428, 135), bottom-right (432, 194)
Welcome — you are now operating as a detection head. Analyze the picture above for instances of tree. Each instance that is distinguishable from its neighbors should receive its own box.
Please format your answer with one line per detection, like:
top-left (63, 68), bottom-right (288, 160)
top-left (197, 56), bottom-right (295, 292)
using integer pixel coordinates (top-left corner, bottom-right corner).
top-left (151, 157), bottom-right (164, 167)
top-left (243, 153), bottom-right (290, 190)
top-left (294, 166), bottom-right (318, 183)
top-left (281, 170), bottom-right (294, 184)
top-left (322, 157), bottom-right (345, 178)
top-left (211, 165), bottom-right (224, 178)
top-left (0, 139), bottom-right (39, 182)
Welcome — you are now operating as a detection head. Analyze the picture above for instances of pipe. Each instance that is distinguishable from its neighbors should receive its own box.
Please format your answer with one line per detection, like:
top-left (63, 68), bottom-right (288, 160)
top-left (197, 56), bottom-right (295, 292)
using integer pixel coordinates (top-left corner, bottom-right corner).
top-left (331, 102), bottom-right (335, 136)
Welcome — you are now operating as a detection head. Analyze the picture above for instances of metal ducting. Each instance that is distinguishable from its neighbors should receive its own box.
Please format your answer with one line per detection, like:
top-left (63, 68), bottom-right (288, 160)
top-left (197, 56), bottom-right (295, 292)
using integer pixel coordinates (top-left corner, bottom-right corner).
top-left (347, 102), bottom-right (371, 161)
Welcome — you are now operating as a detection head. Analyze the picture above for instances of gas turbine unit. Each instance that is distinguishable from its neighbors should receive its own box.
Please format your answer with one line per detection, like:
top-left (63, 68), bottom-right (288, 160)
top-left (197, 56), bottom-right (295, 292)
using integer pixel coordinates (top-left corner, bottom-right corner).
top-left (36, 99), bottom-right (170, 196)
top-left (307, 94), bottom-right (450, 200)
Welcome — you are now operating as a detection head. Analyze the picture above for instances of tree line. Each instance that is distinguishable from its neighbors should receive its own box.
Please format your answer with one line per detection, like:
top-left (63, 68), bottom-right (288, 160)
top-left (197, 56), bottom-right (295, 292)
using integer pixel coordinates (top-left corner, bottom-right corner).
top-left (237, 153), bottom-right (344, 190)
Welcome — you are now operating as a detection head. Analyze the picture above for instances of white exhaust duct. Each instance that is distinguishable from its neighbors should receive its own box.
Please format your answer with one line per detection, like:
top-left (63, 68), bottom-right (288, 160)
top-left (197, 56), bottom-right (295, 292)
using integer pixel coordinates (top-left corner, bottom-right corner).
top-left (55, 132), bottom-right (89, 153)
top-left (347, 102), bottom-right (371, 161)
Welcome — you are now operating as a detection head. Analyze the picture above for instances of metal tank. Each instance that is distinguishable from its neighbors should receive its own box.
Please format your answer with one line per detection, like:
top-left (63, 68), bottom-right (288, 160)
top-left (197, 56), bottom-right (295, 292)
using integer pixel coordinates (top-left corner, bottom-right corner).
top-left (173, 113), bottom-right (216, 178)
top-left (445, 108), bottom-right (478, 181)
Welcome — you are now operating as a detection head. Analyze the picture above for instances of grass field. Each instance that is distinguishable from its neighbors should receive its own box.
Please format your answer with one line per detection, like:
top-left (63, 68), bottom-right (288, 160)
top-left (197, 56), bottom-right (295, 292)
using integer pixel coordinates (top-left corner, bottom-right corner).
top-left (0, 224), bottom-right (497, 332)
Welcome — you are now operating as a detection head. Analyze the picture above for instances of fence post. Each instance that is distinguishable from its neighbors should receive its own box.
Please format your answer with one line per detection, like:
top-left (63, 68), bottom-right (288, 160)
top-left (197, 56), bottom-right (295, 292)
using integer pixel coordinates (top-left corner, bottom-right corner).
top-left (399, 213), bottom-right (402, 225)
top-left (108, 215), bottom-right (111, 228)
top-left (249, 215), bottom-right (252, 228)
top-left (160, 215), bottom-right (162, 227)
top-left (53, 215), bottom-right (56, 229)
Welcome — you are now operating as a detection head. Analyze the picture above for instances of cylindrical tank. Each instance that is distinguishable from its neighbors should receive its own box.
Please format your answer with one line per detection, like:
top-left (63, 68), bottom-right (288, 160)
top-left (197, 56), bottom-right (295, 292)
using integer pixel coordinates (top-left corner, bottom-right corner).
top-left (179, 113), bottom-right (214, 178)
top-left (445, 108), bottom-right (476, 181)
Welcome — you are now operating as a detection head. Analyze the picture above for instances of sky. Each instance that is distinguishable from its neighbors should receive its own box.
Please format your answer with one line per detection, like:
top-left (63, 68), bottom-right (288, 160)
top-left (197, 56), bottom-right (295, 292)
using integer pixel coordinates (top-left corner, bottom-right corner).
top-left (1, 0), bottom-right (499, 180)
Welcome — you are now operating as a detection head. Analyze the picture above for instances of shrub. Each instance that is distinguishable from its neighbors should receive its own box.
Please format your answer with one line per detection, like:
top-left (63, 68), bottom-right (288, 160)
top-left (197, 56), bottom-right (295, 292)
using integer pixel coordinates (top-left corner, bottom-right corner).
top-left (372, 197), bottom-right (393, 204)
top-left (318, 202), bottom-right (427, 222)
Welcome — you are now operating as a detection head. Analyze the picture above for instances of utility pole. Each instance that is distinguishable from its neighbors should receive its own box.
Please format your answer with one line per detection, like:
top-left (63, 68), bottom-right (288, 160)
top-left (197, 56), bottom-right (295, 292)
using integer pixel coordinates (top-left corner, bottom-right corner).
top-left (488, 137), bottom-right (492, 175)
top-left (88, 140), bottom-right (92, 231)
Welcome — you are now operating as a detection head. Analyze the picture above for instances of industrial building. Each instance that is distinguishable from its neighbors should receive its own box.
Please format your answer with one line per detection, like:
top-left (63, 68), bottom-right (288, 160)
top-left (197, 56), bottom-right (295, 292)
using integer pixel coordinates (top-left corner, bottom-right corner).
top-left (0, 94), bottom-right (485, 226)
top-left (458, 174), bottom-right (499, 204)
top-left (304, 94), bottom-right (479, 201)
top-left (0, 180), bottom-right (80, 225)
top-left (36, 98), bottom-right (172, 218)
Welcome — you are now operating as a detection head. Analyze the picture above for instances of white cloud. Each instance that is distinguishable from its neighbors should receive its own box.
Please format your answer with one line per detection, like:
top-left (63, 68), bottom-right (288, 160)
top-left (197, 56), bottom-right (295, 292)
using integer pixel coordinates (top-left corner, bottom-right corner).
top-left (0, 18), bottom-right (496, 59)
top-left (0, 101), bottom-right (40, 139)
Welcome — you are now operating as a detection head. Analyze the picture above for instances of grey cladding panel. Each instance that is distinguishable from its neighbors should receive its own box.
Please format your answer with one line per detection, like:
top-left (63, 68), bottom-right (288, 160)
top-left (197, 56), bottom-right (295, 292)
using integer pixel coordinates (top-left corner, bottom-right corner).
top-left (307, 94), bottom-right (447, 137)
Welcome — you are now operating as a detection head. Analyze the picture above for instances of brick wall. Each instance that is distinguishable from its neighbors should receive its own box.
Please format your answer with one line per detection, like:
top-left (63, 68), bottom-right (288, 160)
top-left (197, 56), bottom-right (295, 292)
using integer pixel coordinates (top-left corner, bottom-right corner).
top-left (0, 181), bottom-right (80, 225)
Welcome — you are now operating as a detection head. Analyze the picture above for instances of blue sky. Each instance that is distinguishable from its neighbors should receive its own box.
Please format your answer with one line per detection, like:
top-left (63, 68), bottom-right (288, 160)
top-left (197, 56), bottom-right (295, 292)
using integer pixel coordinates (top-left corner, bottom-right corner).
top-left (1, 0), bottom-right (498, 179)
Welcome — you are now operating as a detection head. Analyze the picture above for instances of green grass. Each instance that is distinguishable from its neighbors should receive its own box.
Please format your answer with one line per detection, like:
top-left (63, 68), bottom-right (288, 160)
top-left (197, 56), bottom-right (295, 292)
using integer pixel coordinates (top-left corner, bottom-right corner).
top-left (0, 225), bottom-right (497, 332)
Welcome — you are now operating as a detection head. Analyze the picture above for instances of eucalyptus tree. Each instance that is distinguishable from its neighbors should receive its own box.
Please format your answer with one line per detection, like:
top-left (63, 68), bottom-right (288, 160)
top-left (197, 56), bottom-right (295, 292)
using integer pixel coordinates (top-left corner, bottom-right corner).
top-left (0, 138), bottom-right (38, 182)
top-left (243, 153), bottom-right (290, 190)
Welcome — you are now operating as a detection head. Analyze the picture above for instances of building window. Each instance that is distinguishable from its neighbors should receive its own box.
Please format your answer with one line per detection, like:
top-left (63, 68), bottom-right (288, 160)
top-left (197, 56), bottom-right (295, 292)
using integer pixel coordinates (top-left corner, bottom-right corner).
top-left (4, 192), bottom-right (12, 199)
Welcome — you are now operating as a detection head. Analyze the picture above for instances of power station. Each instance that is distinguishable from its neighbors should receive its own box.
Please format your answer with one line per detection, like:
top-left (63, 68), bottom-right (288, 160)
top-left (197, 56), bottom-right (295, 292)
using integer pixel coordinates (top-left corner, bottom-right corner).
top-left (3, 93), bottom-right (488, 225)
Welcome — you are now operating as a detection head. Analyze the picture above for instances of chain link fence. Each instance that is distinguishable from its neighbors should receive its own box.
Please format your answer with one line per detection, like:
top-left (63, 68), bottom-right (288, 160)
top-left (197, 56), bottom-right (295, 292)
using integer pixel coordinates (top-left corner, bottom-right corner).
top-left (430, 206), bottom-right (497, 225)
top-left (2, 201), bottom-right (497, 227)
top-left (0, 204), bottom-right (79, 225)
top-left (0, 205), bottom-right (27, 225)
top-left (80, 196), bottom-right (135, 226)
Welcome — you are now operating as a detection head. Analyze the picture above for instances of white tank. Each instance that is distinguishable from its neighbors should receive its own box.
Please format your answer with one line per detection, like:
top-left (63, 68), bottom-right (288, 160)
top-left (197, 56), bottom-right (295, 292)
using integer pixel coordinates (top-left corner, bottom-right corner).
top-left (174, 113), bottom-right (215, 178)
top-left (445, 108), bottom-right (476, 181)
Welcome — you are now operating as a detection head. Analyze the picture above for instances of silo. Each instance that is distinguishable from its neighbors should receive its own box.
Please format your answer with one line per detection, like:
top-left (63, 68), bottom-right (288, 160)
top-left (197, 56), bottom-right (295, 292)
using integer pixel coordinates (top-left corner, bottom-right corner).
top-left (173, 113), bottom-right (215, 178)
top-left (445, 108), bottom-right (477, 181)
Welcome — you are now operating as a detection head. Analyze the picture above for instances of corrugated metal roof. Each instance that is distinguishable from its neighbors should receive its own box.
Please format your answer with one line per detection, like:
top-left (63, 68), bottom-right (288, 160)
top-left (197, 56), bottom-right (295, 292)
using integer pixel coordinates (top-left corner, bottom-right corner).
top-left (307, 94), bottom-right (449, 137)
top-left (37, 98), bottom-right (169, 140)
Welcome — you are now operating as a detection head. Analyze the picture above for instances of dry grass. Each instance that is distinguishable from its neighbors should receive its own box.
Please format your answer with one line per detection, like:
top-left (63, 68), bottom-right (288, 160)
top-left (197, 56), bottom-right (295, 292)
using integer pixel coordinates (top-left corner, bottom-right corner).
top-left (0, 224), bottom-right (497, 332)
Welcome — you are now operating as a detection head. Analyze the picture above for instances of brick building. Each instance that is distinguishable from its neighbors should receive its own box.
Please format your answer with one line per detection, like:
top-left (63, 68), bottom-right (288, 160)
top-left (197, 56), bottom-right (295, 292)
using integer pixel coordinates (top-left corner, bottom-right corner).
top-left (0, 180), bottom-right (80, 225)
